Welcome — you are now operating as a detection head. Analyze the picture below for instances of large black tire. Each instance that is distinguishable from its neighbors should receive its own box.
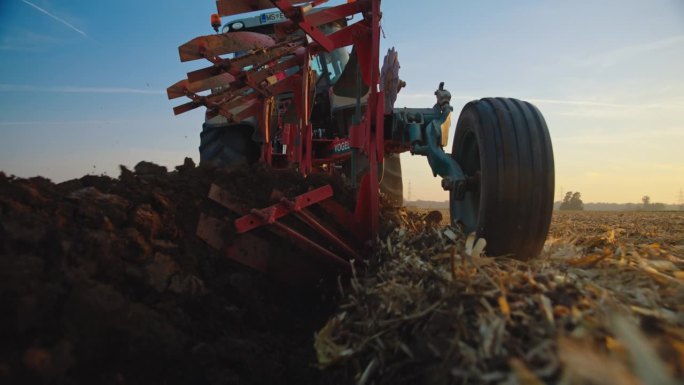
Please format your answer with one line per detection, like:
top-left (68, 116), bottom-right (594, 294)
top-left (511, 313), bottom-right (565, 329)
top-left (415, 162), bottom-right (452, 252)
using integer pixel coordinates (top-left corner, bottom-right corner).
top-left (380, 153), bottom-right (403, 207)
top-left (199, 122), bottom-right (261, 167)
top-left (450, 98), bottom-right (554, 259)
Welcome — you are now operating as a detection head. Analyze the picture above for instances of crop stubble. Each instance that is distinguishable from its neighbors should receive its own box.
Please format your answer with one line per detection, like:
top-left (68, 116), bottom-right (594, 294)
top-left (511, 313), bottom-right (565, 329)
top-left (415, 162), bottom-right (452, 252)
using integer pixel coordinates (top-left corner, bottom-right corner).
top-left (316, 210), bottom-right (684, 384)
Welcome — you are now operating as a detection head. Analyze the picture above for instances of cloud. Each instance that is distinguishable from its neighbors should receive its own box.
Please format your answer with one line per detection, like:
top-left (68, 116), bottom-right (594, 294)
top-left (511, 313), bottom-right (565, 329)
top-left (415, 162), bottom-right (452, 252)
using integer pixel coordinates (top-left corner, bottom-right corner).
top-left (553, 126), bottom-right (684, 146)
top-left (577, 35), bottom-right (684, 68)
top-left (399, 92), bottom-right (684, 111)
top-left (0, 45), bottom-right (33, 51)
top-left (20, 0), bottom-right (87, 38)
top-left (527, 98), bottom-right (633, 108)
top-left (0, 29), bottom-right (70, 51)
top-left (526, 97), bottom-right (684, 111)
top-left (0, 118), bottom-right (161, 126)
top-left (0, 84), bottom-right (164, 95)
top-left (654, 163), bottom-right (677, 171)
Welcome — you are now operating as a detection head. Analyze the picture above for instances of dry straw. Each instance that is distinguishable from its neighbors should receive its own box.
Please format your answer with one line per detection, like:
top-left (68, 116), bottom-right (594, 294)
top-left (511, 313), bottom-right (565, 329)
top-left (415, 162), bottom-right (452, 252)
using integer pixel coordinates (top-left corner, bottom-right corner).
top-left (316, 210), bottom-right (684, 385)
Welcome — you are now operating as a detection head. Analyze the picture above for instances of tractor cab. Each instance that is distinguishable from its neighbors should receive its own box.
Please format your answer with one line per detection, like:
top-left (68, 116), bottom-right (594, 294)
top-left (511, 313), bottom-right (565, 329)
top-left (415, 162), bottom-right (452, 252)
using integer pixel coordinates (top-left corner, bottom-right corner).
top-left (214, 9), bottom-right (358, 141)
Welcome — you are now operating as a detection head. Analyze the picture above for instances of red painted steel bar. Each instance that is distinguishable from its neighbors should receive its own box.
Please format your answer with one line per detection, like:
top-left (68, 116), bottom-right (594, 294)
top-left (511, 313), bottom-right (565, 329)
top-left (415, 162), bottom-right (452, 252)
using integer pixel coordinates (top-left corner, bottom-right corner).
top-left (209, 181), bottom-right (356, 265)
top-left (270, 0), bottom-right (335, 52)
top-left (178, 31), bottom-right (276, 62)
top-left (167, 73), bottom-right (237, 100)
top-left (232, 185), bottom-right (334, 233)
top-left (270, 221), bottom-right (350, 269)
top-left (292, 209), bottom-right (361, 260)
top-left (316, 198), bottom-right (365, 242)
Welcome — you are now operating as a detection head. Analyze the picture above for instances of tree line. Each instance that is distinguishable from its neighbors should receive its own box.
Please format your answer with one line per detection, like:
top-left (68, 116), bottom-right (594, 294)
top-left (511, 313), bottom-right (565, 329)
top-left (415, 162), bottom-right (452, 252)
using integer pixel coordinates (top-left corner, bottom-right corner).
top-left (558, 191), bottom-right (677, 211)
top-left (559, 191), bottom-right (584, 211)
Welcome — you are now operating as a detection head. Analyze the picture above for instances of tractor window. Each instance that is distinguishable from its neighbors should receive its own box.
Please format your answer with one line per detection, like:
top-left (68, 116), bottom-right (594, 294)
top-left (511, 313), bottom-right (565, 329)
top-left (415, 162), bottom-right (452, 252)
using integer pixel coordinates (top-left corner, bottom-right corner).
top-left (311, 20), bottom-right (350, 84)
top-left (313, 49), bottom-right (349, 84)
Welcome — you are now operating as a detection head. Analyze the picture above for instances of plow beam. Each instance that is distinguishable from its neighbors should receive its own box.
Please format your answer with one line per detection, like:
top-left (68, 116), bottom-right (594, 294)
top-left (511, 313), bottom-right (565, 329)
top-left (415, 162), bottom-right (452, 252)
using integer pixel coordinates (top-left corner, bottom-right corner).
top-left (270, 0), bottom-right (334, 52)
top-left (198, 184), bottom-right (361, 277)
top-left (197, 214), bottom-right (324, 283)
top-left (185, 38), bottom-right (304, 82)
top-left (167, 73), bottom-right (236, 99)
top-left (168, 39), bottom-right (306, 117)
top-left (179, 32), bottom-right (276, 62)
top-left (233, 185), bottom-right (333, 233)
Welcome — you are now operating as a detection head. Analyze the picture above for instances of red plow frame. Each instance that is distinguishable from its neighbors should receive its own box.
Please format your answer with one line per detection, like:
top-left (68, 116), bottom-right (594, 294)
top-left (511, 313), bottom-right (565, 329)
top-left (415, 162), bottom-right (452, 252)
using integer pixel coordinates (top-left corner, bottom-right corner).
top-left (169, 0), bottom-right (388, 275)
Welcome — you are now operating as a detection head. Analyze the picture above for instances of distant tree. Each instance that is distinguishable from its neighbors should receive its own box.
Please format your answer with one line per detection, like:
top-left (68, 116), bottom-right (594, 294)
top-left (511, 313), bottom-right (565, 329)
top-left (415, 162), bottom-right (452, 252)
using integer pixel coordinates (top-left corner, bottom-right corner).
top-left (642, 195), bottom-right (650, 208)
top-left (560, 192), bottom-right (571, 210)
top-left (571, 192), bottom-right (584, 210)
top-left (561, 192), bottom-right (572, 206)
top-left (560, 191), bottom-right (584, 211)
top-left (651, 202), bottom-right (666, 211)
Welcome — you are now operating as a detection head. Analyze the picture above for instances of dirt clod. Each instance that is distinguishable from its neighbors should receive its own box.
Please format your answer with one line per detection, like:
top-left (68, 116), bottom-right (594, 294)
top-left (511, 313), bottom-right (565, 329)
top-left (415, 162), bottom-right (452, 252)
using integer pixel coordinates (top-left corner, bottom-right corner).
top-left (0, 162), bottom-right (336, 385)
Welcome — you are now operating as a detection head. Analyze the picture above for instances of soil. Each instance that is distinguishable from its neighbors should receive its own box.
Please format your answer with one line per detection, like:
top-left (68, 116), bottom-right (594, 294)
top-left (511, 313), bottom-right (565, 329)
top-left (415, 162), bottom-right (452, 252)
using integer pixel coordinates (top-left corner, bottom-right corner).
top-left (7, 159), bottom-right (680, 385)
top-left (0, 160), bottom-right (341, 385)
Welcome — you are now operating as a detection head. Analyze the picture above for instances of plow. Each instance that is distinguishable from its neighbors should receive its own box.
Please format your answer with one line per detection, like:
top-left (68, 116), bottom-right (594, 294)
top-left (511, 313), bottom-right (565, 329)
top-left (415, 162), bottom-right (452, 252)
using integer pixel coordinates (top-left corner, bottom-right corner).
top-left (167, 0), bottom-right (555, 278)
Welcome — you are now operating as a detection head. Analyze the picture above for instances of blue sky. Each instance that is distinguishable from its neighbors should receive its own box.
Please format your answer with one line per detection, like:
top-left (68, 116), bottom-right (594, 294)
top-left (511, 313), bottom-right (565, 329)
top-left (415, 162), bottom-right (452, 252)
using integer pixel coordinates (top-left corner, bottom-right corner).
top-left (1, 0), bottom-right (683, 203)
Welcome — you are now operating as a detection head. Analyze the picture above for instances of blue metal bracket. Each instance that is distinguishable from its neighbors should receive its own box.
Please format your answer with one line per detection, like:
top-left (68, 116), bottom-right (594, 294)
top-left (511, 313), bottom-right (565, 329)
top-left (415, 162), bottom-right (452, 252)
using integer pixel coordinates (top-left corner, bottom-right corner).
top-left (391, 83), bottom-right (466, 195)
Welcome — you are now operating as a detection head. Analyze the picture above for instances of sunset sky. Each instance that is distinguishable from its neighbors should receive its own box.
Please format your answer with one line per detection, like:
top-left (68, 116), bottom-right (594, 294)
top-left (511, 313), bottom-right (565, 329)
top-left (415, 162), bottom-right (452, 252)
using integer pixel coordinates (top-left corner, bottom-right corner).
top-left (1, 0), bottom-right (683, 204)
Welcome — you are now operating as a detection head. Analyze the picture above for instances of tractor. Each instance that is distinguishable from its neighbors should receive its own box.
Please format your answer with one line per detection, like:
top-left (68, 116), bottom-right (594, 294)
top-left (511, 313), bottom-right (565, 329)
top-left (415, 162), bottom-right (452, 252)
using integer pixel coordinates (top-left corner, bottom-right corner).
top-left (168, 0), bottom-right (555, 279)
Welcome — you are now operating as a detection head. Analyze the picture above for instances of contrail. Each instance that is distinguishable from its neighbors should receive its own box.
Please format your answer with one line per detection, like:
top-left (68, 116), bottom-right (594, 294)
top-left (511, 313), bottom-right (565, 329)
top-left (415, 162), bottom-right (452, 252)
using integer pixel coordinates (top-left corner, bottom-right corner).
top-left (20, 0), bottom-right (87, 38)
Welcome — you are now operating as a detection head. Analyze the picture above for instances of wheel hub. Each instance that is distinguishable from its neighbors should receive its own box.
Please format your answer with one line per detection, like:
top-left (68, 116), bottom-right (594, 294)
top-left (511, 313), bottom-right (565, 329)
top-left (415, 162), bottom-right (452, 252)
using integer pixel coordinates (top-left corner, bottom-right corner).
top-left (441, 172), bottom-right (480, 201)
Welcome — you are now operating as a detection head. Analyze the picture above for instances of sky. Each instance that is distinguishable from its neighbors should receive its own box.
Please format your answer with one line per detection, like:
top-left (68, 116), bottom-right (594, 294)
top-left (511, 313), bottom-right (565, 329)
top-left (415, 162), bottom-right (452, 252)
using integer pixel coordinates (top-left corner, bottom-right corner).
top-left (0, 0), bottom-right (683, 204)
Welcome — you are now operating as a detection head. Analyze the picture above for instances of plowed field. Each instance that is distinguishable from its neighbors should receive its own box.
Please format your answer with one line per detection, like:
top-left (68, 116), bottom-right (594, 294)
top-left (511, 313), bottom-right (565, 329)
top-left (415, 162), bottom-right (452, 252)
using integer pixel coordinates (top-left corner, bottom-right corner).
top-left (1, 163), bottom-right (682, 385)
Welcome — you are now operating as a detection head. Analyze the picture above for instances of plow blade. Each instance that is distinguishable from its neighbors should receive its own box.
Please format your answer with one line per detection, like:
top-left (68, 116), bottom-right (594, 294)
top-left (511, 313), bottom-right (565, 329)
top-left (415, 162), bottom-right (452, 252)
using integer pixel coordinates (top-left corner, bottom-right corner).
top-left (169, 38), bottom-right (306, 118)
top-left (168, 0), bottom-right (368, 129)
top-left (167, 73), bottom-right (236, 99)
top-left (197, 214), bottom-right (321, 283)
top-left (185, 39), bottom-right (304, 82)
top-left (179, 32), bottom-right (276, 62)
top-left (197, 184), bottom-right (361, 282)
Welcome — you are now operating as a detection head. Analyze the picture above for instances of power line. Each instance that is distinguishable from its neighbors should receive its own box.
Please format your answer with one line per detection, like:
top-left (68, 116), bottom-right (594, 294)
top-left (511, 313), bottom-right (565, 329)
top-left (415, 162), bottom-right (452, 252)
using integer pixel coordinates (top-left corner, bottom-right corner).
top-left (678, 188), bottom-right (684, 211)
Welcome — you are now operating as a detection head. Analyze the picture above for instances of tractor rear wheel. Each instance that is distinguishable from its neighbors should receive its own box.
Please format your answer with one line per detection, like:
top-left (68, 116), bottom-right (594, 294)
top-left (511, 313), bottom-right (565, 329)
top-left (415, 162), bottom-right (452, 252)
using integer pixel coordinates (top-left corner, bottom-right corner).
top-left (450, 98), bottom-right (554, 259)
top-left (199, 122), bottom-right (261, 167)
